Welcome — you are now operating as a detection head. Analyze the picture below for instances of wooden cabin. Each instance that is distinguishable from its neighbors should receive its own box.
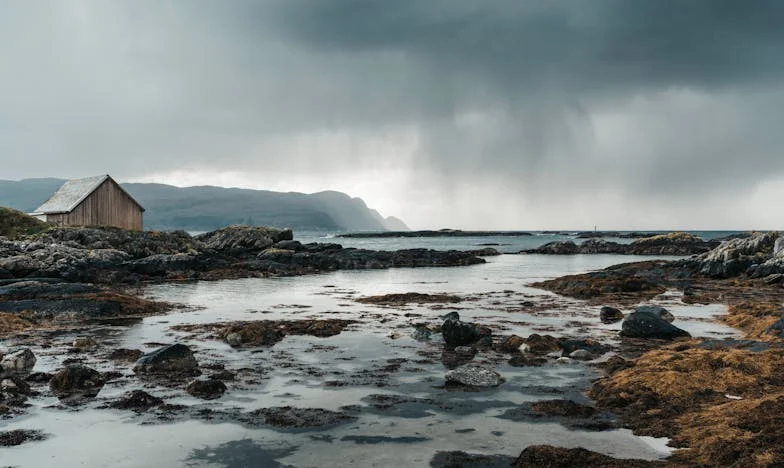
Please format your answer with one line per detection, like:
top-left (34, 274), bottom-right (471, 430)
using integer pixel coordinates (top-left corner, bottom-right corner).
top-left (31, 175), bottom-right (144, 231)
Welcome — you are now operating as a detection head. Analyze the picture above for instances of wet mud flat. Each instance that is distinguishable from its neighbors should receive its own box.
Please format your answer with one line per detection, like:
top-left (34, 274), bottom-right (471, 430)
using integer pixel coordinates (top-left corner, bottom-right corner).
top-left (0, 253), bottom-right (774, 467)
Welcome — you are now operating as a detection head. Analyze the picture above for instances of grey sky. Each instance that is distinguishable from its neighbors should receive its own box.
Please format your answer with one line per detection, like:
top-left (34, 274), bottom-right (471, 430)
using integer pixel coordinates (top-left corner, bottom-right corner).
top-left (2, 0), bottom-right (784, 229)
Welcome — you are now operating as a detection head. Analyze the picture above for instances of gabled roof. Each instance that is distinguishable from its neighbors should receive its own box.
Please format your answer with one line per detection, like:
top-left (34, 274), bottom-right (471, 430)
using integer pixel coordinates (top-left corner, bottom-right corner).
top-left (33, 175), bottom-right (145, 214)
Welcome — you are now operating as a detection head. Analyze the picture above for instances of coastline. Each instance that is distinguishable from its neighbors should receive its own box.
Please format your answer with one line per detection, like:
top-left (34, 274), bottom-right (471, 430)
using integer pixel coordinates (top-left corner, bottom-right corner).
top-left (1, 226), bottom-right (782, 466)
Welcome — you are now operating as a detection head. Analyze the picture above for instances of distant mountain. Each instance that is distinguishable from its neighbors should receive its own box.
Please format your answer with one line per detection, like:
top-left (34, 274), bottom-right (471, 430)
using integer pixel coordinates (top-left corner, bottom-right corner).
top-left (0, 179), bottom-right (409, 232)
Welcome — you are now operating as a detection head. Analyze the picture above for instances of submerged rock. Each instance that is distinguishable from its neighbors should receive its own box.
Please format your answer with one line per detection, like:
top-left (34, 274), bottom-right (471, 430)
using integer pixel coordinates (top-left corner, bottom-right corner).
top-left (445, 366), bottom-right (504, 388)
top-left (600, 306), bottom-right (624, 324)
top-left (441, 312), bottom-right (481, 347)
top-left (109, 390), bottom-right (164, 412)
top-left (133, 344), bottom-right (199, 376)
top-left (619, 311), bottom-right (690, 339)
top-left (186, 379), bottom-right (227, 400)
top-left (49, 365), bottom-right (105, 399)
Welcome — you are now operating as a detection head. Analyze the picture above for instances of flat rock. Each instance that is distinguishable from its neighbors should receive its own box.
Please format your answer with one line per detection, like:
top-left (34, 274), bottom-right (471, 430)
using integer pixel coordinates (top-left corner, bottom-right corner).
top-left (108, 390), bottom-right (164, 412)
top-left (445, 366), bottom-right (504, 388)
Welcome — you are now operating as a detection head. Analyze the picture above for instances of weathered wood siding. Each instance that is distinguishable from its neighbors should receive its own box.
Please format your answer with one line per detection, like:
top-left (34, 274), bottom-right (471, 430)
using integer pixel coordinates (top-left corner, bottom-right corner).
top-left (46, 180), bottom-right (143, 230)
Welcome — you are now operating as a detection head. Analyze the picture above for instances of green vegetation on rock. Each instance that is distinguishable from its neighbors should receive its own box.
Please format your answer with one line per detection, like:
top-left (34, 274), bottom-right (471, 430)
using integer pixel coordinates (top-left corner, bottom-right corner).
top-left (0, 207), bottom-right (49, 239)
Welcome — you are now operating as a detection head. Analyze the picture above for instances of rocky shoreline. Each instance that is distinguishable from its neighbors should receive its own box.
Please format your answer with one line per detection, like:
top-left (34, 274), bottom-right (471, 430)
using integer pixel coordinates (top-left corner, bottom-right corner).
top-left (534, 231), bottom-right (784, 466)
top-left (2, 221), bottom-right (783, 466)
top-left (0, 225), bottom-right (487, 285)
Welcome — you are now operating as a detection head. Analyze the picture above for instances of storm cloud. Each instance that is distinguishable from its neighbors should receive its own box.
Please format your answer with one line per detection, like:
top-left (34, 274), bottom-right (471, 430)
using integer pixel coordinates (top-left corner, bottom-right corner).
top-left (2, 0), bottom-right (784, 228)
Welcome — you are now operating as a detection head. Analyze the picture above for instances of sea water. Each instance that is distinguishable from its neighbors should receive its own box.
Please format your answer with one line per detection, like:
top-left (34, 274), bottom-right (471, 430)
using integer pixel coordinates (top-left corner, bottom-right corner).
top-left (1, 252), bottom-right (737, 467)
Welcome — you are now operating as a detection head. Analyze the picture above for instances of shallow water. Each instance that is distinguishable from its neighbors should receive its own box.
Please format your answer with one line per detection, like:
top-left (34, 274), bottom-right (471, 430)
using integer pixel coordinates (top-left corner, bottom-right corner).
top-left (2, 254), bottom-right (737, 467)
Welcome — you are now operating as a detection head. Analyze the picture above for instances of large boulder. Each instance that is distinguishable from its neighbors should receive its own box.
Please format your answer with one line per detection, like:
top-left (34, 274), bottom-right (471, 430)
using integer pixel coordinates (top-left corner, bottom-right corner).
top-left (49, 365), bottom-right (105, 399)
top-left (133, 344), bottom-right (199, 376)
top-left (445, 366), bottom-right (504, 388)
top-left (441, 312), bottom-right (480, 346)
top-left (196, 225), bottom-right (293, 255)
top-left (619, 311), bottom-right (690, 339)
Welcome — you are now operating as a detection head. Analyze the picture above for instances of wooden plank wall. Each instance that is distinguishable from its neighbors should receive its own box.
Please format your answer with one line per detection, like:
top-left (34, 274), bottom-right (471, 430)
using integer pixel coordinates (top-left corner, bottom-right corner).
top-left (47, 180), bottom-right (143, 230)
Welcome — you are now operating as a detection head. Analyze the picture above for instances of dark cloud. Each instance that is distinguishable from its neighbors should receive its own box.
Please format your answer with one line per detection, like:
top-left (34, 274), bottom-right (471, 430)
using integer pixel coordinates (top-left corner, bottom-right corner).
top-left (1, 1), bottom-right (784, 228)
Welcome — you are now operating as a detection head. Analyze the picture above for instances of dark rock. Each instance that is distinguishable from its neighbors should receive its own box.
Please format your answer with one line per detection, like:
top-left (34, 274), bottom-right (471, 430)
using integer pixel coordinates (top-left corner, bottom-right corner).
top-left (430, 451), bottom-right (516, 468)
top-left (0, 429), bottom-right (48, 447)
top-left (109, 390), bottom-right (164, 412)
top-left (133, 344), bottom-right (199, 376)
top-left (522, 334), bottom-right (561, 355)
top-left (358, 293), bottom-right (462, 305)
top-left (635, 305), bottom-right (675, 322)
top-left (245, 406), bottom-right (357, 429)
top-left (619, 311), bottom-right (690, 339)
top-left (441, 312), bottom-right (480, 347)
top-left (560, 339), bottom-right (610, 356)
top-left (600, 306), bottom-right (624, 324)
top-left (525, 241), bottom-right (579, 255)
top-left (196, 225), bottom-right (293, 255)
top-left (186, 379), bottom-right (227, 400)
top-left (49, 365), bottom-right (105, 399)
top-left (445, 366), bottom-right (504, 388)
top-left (508, 354), bottom-right (547, 367)
top-left (498, 335), bottom-right (525, 353)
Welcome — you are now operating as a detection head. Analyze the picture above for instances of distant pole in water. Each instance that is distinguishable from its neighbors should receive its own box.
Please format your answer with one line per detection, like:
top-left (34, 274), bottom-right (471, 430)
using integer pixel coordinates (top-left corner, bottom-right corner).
top-left (594, 225), bottom-right (597, 233)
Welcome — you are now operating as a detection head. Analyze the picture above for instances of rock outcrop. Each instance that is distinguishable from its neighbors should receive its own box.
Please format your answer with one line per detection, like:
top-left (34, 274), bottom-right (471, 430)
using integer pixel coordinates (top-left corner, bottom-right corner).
top-left (684, 232), bottom-right (782, 278)
top-left (523, 232), bottom-right (717, 256)
top-left (0, 225), bottom-right (486, 284)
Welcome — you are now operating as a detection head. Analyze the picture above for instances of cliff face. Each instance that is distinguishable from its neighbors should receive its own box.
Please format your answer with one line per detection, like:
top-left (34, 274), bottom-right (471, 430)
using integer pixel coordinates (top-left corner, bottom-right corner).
top-left (0, 179), bottom-right (408, 232)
